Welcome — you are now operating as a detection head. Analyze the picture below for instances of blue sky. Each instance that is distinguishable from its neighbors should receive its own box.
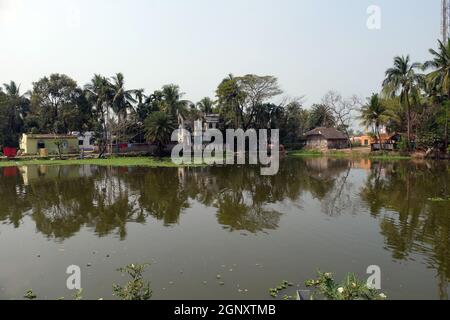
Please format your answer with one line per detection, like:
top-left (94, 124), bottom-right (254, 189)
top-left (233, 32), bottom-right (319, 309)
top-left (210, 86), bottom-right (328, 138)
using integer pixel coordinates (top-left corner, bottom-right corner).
top-left (0, 0), bottom-right (441, 105)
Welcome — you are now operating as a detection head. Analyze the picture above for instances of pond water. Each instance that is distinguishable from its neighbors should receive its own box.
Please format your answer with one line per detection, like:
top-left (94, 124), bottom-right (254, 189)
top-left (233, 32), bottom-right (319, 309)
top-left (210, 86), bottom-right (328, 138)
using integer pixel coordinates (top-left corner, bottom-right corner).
top-left (0, 158), bottom-right (449, 300)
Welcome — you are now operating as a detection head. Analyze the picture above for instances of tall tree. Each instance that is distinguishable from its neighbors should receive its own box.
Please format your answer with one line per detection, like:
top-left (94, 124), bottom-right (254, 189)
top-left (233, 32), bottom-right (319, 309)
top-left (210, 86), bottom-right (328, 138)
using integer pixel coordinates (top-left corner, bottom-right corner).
top-left (111, 73), bottom-right (137, 123)
top-left (216, 74), bottom-right (282, 129)
top-left (85, 75), bottom-right (114, 156)
top-left (196, 97), bottom-right (215, 114)
top-left (30, 74), bottom-right (81, 133)
top-left (216, 74), bottom-right (246, 129)
top-left (359, 94), bottom-right (388, 148)
top-left (110, 73), bottom-right (137, 144)
top-left (160, 84), bottom-right (191, 120)
top-left (308, 104), bottom-right (336, 129)
top-left (284, 99), bottom-right (309, 143)
top-left (424, 39), bottom-right (450, 152)
top-left (322, 91), bottom-right (360, 148)
top-left (0, 81), bottom-right (30, 147)
top-left (382, 55), bottom-right (423, 150)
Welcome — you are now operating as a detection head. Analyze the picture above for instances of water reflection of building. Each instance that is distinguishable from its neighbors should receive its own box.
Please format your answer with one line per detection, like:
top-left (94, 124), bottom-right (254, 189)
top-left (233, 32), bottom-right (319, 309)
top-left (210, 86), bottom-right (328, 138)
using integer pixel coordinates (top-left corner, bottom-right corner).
top-left (19, 165), bottom-right (96, 186)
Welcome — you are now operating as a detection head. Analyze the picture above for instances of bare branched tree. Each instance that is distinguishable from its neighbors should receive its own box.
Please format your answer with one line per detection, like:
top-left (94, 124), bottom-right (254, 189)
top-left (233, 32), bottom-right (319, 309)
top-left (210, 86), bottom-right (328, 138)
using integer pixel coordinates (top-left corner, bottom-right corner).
top-left (322, 91), bottom-right (362, 149)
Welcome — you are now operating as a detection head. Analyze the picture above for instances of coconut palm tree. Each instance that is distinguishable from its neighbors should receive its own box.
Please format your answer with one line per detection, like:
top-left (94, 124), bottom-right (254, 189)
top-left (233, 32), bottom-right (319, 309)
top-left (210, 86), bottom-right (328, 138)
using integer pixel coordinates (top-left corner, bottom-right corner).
top-left (111, 73), bottom-right (137, 122)
top-left (160, 84), bottom-right (191, 120)
top-left (308, 104), bottom-right (336, 129)
top-left (359, 94), bottom-right (388, 149)
top-left (424, 39), bottom-right (450, 152)
top-left (0, 81), bottom-right (29, 147)
top-left (196, 97), bottom-right (215, 115)
top-left (110, 73), bottom-right (137, 145)
top-left (85, 75), bottom-right (114, 156)
top-left (382, 55), bottom-right (423, 150)
top-left (3, 81), bottom-right (30, 117)
top-left (144, 111), bottom-right (176, 156)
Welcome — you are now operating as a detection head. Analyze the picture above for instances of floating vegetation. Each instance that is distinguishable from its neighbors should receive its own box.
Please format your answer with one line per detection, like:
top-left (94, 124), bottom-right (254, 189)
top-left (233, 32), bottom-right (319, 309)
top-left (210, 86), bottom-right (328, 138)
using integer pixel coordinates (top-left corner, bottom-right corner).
top-left (24, 289), bottom-right (37, 300)
top-left (305, 271), bottom-right (387, 301)
top-left (73, 289), bottom-right (83, 300)
top-left (268, 280), bottom-right (294, 298)
top-left (427, 197), bottom-right (450, 202)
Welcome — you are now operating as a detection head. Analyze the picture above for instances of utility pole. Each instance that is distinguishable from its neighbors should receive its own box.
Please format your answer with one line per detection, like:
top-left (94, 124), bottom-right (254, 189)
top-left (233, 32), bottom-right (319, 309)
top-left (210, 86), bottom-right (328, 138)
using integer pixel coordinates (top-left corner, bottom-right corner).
top-left (442, 0), bottom-right (450, 42)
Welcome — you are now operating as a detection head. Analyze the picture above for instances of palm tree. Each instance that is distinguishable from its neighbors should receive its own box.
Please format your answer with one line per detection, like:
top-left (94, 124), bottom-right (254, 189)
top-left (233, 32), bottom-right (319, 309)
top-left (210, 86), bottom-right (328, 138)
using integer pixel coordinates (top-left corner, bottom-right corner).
top-left (359, 94), bottom-right (387, 149)
top-left (111, 73), bottom-right (137, 122)
top-left (161, 84), bottom-right (191, 120)
top-left (308, 104), bottom-right (335, 129)
top-left (85, 75), bottom-right (114, 156)
top-left (144, 111), bottom-right (176, 156)
top-left (382, 55), bottom-right (423, 150)
top-left (110, 73), bottom-right (137, 145)
top-left (424, 39), bottom-right (450, 152)
top-left (1, 81), bottom-right (29, 147)
top-left (196, 97), bottom-right (215, 115)
top-left (3, 80), bottom-right (29, 112)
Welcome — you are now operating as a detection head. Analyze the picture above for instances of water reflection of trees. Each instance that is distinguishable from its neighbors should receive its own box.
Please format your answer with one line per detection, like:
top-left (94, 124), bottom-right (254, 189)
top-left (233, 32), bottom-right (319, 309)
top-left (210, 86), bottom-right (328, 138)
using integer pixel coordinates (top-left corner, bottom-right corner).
top-left (1, 159), bottom-right (448, 297)
top-left (0, 158), bottom-right (353, 239)
top-left (360, 161), bottom-right (450, 299)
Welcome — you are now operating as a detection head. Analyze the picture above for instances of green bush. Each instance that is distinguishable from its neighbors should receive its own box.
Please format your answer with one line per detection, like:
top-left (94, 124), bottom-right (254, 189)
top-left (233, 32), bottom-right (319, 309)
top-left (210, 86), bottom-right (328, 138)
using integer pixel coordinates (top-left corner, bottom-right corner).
top-left (113, 263), bottom-right (152, 300)
top-left (397, 137), bottom-right (409, 152)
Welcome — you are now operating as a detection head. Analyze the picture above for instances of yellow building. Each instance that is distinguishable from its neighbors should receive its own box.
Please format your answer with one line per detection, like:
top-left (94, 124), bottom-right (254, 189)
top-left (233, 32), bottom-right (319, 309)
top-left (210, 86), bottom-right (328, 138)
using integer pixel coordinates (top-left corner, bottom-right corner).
top-left (20, 134), bottom-right (79, 155)
top-left (352, 134), bottom-right (392, 146)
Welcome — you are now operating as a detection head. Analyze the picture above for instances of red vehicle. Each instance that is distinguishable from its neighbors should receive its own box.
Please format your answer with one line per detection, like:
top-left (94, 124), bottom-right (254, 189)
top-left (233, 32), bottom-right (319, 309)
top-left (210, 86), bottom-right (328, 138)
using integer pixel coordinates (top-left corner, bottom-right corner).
top-left (2, 147), bottom-right (17, 158)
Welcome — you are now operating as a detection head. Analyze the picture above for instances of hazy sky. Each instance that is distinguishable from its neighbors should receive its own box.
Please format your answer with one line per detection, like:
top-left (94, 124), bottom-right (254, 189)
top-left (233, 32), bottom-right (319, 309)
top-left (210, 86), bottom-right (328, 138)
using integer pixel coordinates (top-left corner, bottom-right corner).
top-left (0, 0), bottom-right (441, 105)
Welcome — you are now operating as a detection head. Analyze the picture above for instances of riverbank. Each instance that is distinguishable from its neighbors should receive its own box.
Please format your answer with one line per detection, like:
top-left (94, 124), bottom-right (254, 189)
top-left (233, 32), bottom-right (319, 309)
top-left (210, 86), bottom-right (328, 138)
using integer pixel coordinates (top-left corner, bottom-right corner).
top-left (288, 149), bottom-right (413, 160)
top-left (0, 156), bottom-right (200, 168)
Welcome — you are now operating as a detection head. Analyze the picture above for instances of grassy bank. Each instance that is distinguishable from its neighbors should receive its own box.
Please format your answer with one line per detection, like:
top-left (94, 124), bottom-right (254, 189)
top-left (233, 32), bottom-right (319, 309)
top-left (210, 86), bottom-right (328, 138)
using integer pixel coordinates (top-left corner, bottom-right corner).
top-left (0, 151), bottom-right (414, 168)
top-left (0, 157), bottom-right (204, 168)
top-left (288, 150), bottom-right (412, 160)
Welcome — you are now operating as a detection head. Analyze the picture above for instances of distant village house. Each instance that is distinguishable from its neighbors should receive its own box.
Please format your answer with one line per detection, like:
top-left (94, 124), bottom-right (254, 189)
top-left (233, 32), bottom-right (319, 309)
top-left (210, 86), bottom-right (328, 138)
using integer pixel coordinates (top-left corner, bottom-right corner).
top-left (20, 134), bottom-right (79, 156)
top-left (305, 127), bottom-right (349, 151)
top-left (72, 131), bottom-right (96, 151)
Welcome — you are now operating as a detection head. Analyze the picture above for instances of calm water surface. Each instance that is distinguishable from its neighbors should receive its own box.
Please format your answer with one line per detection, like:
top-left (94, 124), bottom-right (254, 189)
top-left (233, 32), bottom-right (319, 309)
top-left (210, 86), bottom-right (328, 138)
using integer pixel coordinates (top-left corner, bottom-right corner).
top-left (0, 158), bottom-right (449, 300)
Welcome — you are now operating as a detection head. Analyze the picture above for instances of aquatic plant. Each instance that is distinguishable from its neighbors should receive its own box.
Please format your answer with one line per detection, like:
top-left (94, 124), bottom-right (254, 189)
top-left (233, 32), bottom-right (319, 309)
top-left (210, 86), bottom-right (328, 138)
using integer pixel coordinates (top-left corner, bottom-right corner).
top-left (112, 263), bottom-right (152, 300)
top-left (23, 289), bottom-right (37, 300)
top-left (268, 280), bottom-right (294, 299)
top-left (305, 271), bottom-right (387, 300)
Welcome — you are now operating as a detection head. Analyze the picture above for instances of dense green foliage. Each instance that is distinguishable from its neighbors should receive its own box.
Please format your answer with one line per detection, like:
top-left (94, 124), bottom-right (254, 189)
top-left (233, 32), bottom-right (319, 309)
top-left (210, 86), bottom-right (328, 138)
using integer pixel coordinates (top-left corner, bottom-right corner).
top-left (113, 263), bottom-right (152, 300)
top-left (1, 39), bottom-right (450, 153)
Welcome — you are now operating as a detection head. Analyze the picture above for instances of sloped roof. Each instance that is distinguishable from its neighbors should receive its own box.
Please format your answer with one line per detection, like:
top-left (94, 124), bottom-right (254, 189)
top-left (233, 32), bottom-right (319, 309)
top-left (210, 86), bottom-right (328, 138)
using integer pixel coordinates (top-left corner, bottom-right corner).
top-left (305, 127), bottom-right (347, 140)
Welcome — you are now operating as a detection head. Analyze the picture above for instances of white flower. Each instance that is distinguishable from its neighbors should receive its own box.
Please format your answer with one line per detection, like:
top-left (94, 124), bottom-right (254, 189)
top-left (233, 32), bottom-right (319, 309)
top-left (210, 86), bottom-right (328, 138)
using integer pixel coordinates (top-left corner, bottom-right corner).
top-left (379, 293), bottom-right (387, 299)
top-left (337, 287), bottom-right (344, 294)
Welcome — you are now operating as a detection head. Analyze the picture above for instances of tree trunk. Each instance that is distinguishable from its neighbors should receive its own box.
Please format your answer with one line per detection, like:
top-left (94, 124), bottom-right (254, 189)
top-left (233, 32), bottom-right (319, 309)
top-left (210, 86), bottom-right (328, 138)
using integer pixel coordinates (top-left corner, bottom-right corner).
top-left (445, 98), bottom-right (449, 153)
top-left (377, 124), bottom-right (383, 151)
top-left (406, 94), bottom-right (412, 151)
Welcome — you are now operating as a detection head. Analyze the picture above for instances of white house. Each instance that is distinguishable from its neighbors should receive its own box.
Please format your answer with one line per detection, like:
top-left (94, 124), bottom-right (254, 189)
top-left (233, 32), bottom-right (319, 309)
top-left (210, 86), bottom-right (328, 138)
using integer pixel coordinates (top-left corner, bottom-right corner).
top-left (72, 132), bottom-right (96, 151)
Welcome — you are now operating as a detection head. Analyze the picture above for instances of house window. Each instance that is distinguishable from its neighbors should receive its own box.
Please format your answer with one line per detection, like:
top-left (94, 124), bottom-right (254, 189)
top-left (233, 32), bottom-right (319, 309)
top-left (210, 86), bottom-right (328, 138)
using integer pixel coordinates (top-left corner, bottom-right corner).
top-left (78, 140), bottom-right (84, 146)
top-left (37, 141), bottom-right (45, 149)
top-left (364, 140), bottom-right (369, 146)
